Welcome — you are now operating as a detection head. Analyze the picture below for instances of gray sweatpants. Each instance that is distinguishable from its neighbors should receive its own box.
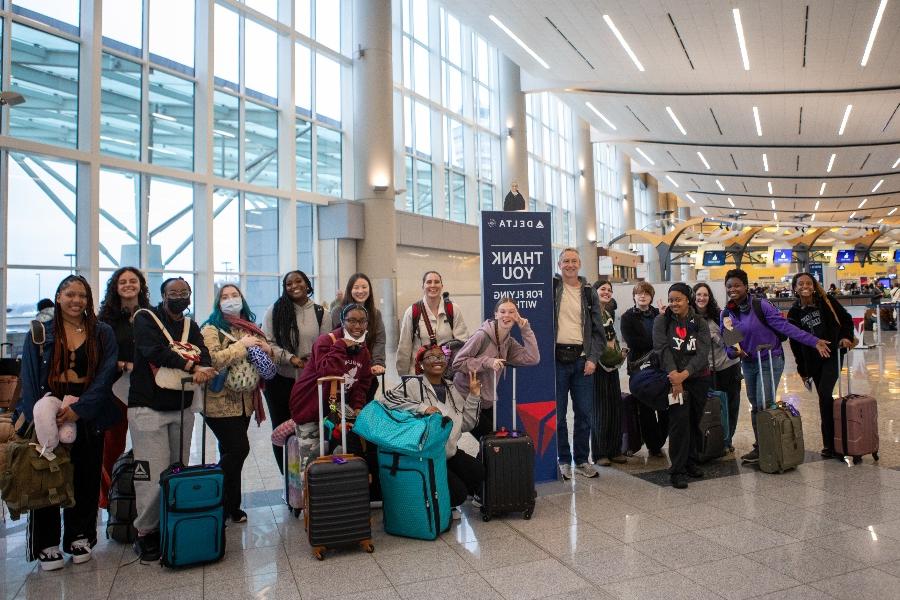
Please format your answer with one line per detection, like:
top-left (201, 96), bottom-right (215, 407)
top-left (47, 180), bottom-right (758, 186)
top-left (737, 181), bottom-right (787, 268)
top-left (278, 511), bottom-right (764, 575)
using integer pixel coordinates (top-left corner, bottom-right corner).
top-left (128, 406), bottom-right (194, 534)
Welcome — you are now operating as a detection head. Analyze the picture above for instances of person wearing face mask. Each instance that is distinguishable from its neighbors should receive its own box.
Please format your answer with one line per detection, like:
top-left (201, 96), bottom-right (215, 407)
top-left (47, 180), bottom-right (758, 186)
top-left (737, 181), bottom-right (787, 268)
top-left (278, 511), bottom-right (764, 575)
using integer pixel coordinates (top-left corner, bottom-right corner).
top-left (290, 304), bottom-right (374, 463)
top-left (201, 284), bottom-right (272, 523)
top-left (451, 296), bottom-right (540, 440)
top-left (396, 271), bottom-right (470, 376)
top-left (331, 273), bottom-right (386, 400)
top-left (97, 267), bottom-right (151, 510)
top-left (129, 278), bottom-right (217, 561)
top-left (262, 270), bottom-right (330, 473)
top-left (653, 283), bottom-right (711, 489)
top-left (787, 273), bottom-right (856, 459)
top-left (620, 282), bottom-right (668, 458)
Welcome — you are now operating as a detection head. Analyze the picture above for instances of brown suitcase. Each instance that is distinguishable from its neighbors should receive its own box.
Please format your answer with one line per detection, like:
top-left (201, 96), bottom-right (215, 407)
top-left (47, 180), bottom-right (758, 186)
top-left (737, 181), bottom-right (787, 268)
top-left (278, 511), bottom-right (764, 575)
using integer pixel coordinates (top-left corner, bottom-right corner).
top-left (0, 376), bottom-right (20, 410)
top-left (833, 360), bottom-right (879, 463)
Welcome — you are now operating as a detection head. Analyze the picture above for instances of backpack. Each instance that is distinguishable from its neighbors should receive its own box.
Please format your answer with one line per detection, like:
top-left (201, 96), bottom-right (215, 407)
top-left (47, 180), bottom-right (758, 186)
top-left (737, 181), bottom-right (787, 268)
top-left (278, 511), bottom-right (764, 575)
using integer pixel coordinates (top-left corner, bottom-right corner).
top-left (313, 304), bottom-right (324, 328)
top-left (410, 298), bottom-right (454, 346)
top-left (751, 297), bottom-right (788, 343)
top-left (106, 449), bottom-right (138, 542)
top-left (0, 423), bottom-right (75, 520)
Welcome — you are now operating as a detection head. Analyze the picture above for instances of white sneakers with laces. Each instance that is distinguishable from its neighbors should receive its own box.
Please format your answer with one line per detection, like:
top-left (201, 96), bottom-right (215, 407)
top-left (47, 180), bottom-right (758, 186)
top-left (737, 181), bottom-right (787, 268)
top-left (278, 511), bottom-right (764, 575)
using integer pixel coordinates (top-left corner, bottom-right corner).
top-left (69, 538), bottom-right (92, 564)
top-left (38, 547), bottom-right (65, 571)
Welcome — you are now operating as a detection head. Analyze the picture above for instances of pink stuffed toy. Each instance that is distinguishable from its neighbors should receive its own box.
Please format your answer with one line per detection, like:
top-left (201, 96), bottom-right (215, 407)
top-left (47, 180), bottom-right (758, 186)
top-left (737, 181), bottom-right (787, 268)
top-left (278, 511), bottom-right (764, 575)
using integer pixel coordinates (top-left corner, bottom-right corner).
top-left (33, 394), bottom-right (78, 453)
top-left (270, 418), bottom-right (296, 447)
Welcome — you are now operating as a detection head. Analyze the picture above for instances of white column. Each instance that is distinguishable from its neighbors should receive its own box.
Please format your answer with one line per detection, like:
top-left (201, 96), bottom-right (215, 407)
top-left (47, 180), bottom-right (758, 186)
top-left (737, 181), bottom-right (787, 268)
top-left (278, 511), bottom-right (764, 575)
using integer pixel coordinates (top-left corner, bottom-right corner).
top-left (498, 54), bottom-right (528, 200)
top-left (192, 0), bottom-right (215, 317)
top-left (353, 0), bottom-right (398, 349)
top-left (617, 150), bottom-right (635, 246)
top-left (575, 119), bottom-right (597, 281)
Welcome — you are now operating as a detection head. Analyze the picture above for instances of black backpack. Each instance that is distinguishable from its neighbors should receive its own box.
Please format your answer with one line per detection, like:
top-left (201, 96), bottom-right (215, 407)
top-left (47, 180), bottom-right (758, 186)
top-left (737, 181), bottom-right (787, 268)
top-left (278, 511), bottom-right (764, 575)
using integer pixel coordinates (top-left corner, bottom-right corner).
top-left (106, 449), bottom-right (138, 543)
top-left (751, 297), bottom-right (788, 343)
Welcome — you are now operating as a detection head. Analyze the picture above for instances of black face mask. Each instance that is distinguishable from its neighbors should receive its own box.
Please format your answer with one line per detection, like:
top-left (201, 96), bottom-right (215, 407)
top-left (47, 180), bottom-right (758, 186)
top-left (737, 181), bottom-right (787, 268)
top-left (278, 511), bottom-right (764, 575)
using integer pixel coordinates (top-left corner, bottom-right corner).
top-left (166, 297), bottom-right (190, 314)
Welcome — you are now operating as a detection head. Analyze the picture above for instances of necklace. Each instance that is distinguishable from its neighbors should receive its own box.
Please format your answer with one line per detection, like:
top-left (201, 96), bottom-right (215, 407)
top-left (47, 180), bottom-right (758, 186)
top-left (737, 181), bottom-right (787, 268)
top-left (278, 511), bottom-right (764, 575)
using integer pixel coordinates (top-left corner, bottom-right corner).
top-left (64, 321), bottom-right (85, 333)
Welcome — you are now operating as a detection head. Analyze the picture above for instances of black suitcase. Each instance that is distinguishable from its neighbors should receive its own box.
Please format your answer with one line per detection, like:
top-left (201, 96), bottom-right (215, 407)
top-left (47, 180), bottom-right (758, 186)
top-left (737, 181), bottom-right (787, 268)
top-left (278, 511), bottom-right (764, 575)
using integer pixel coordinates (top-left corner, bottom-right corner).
top-left (106, 449), bottom-right (138, 543)
top-left (697, 392), bottom-right (726, 463)
top-left (480, 368), bottom-right (536, 521)
top-left (303, 376), bottom-right (374, 560)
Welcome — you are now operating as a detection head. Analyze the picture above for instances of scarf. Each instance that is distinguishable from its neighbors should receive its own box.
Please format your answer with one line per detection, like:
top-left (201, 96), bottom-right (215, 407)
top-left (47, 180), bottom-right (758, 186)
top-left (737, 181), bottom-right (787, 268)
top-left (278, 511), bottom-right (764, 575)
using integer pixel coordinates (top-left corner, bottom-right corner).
top-left (224, 315), bottom-right (268, 426)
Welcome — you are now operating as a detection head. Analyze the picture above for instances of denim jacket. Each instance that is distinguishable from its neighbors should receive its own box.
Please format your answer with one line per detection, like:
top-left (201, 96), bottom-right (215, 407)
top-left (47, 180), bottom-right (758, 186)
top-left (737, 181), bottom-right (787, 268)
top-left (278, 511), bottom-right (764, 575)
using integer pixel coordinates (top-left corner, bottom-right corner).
top-left (16, 320), bottom-right (121, 434)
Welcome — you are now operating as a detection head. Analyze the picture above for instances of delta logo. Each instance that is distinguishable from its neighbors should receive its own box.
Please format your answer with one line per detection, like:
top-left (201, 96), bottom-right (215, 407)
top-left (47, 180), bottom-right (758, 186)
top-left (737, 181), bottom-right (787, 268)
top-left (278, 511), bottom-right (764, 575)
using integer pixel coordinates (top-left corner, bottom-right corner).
top-left (517, 401), bottom-right (556, 457)
top-left (495, 219), bottom-right (544, 229)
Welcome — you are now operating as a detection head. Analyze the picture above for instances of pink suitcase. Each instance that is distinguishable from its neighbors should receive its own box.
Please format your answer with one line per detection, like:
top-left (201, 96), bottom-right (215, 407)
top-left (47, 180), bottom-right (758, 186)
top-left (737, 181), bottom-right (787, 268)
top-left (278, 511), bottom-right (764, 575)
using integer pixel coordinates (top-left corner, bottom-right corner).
top-left (284, 434), bottom-right (303, 517)
top-left (833, 361), bottom-right (879, 464)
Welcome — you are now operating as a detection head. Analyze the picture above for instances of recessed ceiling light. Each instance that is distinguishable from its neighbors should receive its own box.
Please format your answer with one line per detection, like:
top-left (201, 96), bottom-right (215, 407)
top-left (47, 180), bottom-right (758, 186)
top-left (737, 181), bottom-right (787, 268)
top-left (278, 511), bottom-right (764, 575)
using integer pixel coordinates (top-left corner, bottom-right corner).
top-left (585, 102), bottom-right (616, 130)
top-left (752, 106), bottom-right (762, 136)
top-left (767, 181), bottom-right (773, 194)
top-left (728, 197), bottom-right (735, 207)
top-left (838, 104), bottom-right (853, 135)
top-left (770, 199), bottom-right (776, 209)
top-left (762, 153), bottom-right (769, 172)
top-left (859, 198), bottom-right (868, 208)
top-left (733, 8), bottom-right (750, 70)
top-left (603, 14), bottom-right (645, 72)
top-left (827, 153), bottom-right (836, 172)
top-left (666, 175), bottom-right (680, 188)
top-left (873, 179), bottom-right (884, 192)
top-left (666, 106), bottom-right (687, 135)
top-left (819, 182), bottom-right (827, 195)
top-left (699, 206), bottom-right (709, 215)
top-left (849, 211), bottom-right (857, 219)
top-left (685, 193), bottom-right (697, 203)
top-left (814, 200), bottom-right (821, 210)
top-left (861, 0), bottom-right (889, 66)
top-left (635, 147), bottom-right (655, 165)
top-left (715, 179), bottom-right (725, 191)
top-left (889, 208), bottom-right (898, 216)
top-left (697, 152), bottom-right (711, 170)
top-left (489, 15), bottom-right (550, 69)
top-left (893, 157), bottom-right (900, 169)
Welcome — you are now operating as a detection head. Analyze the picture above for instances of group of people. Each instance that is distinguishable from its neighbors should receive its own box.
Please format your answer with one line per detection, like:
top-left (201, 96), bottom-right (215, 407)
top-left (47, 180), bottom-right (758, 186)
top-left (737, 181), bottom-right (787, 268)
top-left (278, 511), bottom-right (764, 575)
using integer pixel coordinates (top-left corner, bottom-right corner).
top-left (553, 247), bottom-right (855, 489)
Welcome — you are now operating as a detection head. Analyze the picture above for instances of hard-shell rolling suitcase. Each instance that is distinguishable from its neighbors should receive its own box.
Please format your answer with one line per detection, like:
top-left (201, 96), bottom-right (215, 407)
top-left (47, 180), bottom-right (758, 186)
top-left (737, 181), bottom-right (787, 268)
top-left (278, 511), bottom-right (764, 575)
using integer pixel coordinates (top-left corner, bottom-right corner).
top-left (284, 433), bottom-right (303, 517)
top-left (833, 360), bottom-right (879, 463)
top-left (481, 368), bottom-right (536, 522)
top-left (620, 393), bottom-right (642, 456)
top-left (755, 345), bottom-right (804, 474)
top-left (697, 391), bottom-right (726, 463)
top-left (159, 379), bottom-right (226, 568)
top-left (303, 376), bottom-right (374, 560)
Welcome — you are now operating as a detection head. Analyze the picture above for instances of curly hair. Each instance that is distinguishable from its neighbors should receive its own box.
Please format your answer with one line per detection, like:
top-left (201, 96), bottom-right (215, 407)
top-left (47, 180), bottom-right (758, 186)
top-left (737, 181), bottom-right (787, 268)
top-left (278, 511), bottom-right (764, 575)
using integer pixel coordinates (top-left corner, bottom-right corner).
top-left (692, 282), bottom-right (721, 321)
top-left (98, 266), bottom-right (150, 323)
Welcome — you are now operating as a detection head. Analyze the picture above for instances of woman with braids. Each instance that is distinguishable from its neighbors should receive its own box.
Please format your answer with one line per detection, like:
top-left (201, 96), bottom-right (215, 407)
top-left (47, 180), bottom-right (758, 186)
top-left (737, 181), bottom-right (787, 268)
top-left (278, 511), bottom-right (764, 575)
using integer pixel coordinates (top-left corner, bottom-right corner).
top-left (17, 275), bottom-right (119, 570)
top-left (262, 270), bottom-right (329, 473)
top-left (787, 272), bottom-right (856, 459)
top-left (97, 266), bottom-right (150, 509)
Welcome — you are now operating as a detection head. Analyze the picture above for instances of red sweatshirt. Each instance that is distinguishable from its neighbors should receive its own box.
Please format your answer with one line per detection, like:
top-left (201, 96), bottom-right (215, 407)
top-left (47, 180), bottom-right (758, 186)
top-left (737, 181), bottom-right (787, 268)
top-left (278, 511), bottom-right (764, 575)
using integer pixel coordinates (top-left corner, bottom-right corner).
top-left (290, 328), bottom-right (373, 425)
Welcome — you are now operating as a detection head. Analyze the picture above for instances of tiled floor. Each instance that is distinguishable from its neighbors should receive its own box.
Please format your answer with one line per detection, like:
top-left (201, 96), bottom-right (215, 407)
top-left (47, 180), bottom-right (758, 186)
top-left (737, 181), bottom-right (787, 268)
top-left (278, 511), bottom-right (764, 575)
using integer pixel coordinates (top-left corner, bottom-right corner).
top-left (2, 335), bottom-right (900, 599)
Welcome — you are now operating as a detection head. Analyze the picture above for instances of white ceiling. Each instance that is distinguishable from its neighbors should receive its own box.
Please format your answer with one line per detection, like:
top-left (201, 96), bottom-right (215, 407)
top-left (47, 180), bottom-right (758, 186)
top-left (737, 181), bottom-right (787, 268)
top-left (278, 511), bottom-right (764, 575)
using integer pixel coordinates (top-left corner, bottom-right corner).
top-left (449, 0), bottom-right (900, 224)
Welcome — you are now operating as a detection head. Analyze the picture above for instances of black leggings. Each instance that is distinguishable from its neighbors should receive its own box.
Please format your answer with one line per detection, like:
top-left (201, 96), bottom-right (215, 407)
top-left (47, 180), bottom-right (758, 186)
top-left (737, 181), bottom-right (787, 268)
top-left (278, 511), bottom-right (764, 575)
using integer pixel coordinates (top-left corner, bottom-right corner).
top-left (811, 353), bottom-right (842, 452)
top-left (667, 377), bottom-right (709, 475)
top-left (265, 374), bottom-right (295, 474)
top-left (206, 415), bottom-right (251, 515)
top-left (446, 450), bottom-right (485, 507)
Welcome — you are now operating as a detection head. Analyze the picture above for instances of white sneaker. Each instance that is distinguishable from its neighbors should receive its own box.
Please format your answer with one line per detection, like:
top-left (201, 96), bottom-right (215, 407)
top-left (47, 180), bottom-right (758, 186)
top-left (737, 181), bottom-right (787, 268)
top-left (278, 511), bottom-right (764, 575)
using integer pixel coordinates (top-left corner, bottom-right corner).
top-left (558, 463), bottom-right (573, 480)
top-left (574, 463), bottom-right (598, 478)
top-left (69, 538), bottom-right (92, 564)
top-left (470, 495), bottom-right (482, 508)
top-left (451, 508), bottom-right (462, 520)
top-left (39, 547), bottom-right (65, 571)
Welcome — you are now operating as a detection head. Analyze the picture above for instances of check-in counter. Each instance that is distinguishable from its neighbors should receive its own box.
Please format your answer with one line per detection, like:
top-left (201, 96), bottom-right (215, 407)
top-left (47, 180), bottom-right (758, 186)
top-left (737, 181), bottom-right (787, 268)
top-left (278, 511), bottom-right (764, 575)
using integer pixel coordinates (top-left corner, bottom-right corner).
top-left (768, 294), bottom-right (883, 311)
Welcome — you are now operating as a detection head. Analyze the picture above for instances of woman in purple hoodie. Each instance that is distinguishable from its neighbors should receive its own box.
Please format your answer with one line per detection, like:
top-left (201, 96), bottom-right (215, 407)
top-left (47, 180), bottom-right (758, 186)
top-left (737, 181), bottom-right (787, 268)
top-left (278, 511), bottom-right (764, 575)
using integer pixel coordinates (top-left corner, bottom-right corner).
top-left (719, 269), bottom-right (830, 464)
top-left (452, 296), bottom-right (540, 439)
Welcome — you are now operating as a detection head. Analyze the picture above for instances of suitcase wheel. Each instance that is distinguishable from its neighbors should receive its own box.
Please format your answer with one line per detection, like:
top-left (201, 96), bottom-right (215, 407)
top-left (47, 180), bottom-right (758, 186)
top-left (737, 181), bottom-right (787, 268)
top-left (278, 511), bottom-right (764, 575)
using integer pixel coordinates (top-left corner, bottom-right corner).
top-left (873, 452), bottom-right (880, 461)
top-left (312, 547), bottom-right (326, 561)
top-left (852, 456), bottom-right (862, 465)
top-left (482, 513), bottom-right (492, 522)
top-left (523, 510), bottom-right (532, 520)
top-left (359, 539), bottom-right (375, 553)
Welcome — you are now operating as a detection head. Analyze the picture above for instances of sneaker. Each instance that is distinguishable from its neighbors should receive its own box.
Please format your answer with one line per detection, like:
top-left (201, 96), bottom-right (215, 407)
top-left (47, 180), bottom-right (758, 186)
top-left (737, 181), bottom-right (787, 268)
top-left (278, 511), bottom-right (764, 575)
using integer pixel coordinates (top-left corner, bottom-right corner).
top-left (670, 474), bottom-right (688, 489)
top-left (470, 495), bottom-right (482, 508)
top-left (230, 509), bottom-right (248, 523)
top-left (820, 448), bottom-right (835, 458)
top-left (574, 463), bottom-right (598, 478)
top-left (685, 465), bottom-right (704, 479)
top-left (39, 547), bottom-right (65, 571)
top-left (451, 507), bottom-right (462, 520)
top-left (68, 538), bottom-right (92, 564)
top-left (741, 448), bottom-right (760, 464)
top-left (558, 463), bottom-right (573, 480)
top-left (610, 455), bottom-right (628, 464)
top-left (133, 531), bottom-right (161, 562)
top-left (596, 457), bottom-right (612, 467)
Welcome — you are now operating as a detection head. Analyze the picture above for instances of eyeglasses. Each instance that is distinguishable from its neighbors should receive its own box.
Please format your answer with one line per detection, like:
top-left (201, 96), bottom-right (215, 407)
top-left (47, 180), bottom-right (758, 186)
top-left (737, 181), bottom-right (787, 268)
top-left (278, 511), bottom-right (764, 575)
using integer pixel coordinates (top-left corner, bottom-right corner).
top-left (422, 355), bottom-right (447, 363)
top-left (166, 291), bottom-right (191, 299)
top-left (343, 318), bottom-right (368, 326)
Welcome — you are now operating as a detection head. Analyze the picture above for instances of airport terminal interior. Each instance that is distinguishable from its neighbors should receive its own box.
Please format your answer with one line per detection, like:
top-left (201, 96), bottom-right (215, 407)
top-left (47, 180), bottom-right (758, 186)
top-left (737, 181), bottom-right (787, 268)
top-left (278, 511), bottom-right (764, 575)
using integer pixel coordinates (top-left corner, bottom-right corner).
top-left (2, 0), bottom-right (900, 598)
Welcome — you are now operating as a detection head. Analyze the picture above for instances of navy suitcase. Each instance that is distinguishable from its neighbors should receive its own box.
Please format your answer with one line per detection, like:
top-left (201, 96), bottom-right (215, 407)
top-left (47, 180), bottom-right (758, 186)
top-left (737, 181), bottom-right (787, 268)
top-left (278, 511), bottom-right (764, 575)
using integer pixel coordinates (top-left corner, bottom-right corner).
top-left (159, 378), bottom-right (226, 568)
top-left (620, 393), bottom-right (642, 456)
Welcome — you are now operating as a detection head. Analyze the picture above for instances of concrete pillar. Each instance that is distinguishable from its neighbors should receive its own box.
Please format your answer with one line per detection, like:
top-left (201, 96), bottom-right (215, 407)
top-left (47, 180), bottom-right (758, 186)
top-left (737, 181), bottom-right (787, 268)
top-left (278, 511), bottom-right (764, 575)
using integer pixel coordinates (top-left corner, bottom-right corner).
top-left (499, 54), bottom-right (529, 200)
top-left (353, 0), bottom-right (398, 349)
top-left (618, 151), bottom-right (635, 247)
top-left (575, 119), bottom-right (597, 282)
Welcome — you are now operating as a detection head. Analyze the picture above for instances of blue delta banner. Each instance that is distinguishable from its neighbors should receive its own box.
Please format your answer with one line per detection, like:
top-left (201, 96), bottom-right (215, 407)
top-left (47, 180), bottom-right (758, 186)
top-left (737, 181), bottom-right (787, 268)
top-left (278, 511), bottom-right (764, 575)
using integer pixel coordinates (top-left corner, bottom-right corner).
top-left (480, 211), bottom-right (557, 483)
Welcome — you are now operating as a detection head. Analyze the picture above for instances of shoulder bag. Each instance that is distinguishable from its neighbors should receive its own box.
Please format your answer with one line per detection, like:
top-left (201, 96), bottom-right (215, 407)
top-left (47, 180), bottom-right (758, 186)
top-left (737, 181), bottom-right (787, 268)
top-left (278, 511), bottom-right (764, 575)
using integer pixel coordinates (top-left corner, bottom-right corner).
top-left (136, 309), bottom-right (202, 390)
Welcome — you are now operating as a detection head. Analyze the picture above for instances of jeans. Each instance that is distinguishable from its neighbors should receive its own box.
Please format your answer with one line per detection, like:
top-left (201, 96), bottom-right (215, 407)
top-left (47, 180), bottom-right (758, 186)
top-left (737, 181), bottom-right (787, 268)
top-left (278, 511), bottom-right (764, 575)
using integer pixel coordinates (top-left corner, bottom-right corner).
top-left (555, 357), bottom-right (594, 465)
top-left (740, 353), bottom-right (785, 449)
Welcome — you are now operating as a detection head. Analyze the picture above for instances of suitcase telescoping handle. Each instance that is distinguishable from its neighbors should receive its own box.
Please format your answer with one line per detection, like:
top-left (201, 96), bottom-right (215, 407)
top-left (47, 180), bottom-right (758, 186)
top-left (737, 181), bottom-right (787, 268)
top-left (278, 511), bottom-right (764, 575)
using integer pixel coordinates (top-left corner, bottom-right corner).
top-left (178, 376), bottom-right (209, 466)
top-left (491, 366), bottom-right (517, 431)
top-left (755, 343), bottom-right (775, 411)
top-left (316, 375), bottom-right (346, 457)
top-left (836, 352), bottom-right (850, 397)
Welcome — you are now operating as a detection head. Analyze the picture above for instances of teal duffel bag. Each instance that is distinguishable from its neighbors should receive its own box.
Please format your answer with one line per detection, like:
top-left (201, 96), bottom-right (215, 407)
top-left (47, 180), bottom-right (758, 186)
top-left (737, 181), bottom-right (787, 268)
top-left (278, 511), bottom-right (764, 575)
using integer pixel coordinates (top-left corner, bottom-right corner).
top-left (354, 401), bottom-right (452, 540)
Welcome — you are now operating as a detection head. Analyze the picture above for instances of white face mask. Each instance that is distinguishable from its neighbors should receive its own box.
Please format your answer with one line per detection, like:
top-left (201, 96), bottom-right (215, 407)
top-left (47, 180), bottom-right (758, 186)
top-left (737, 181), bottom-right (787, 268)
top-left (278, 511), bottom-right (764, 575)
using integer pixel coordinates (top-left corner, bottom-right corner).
top-left (343, 329), bottom-right (367, 344)
top-left (220, 297), bottom-right (243, 316)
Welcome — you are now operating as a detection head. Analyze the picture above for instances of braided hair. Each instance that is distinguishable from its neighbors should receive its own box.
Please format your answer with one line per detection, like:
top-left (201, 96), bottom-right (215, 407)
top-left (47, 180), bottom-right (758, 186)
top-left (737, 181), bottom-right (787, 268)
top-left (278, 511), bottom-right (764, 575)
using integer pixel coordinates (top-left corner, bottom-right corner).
top-left (48, 275), bottom-right (100, 396)
top-left (272, 270), bottom-right (314, 353)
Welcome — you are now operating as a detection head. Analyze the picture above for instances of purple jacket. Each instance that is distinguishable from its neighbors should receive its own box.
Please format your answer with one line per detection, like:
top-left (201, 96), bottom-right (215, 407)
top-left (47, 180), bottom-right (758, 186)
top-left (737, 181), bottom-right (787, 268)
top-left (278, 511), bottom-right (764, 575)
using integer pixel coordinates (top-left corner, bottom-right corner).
top-left (720, 298), bottom-right (819, 361)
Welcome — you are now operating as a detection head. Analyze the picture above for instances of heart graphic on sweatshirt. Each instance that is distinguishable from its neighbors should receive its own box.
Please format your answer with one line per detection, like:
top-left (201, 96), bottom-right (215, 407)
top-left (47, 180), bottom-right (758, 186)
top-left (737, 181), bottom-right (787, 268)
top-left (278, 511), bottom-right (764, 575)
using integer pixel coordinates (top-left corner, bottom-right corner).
top-left (675, 326), bottom-right (687, 339)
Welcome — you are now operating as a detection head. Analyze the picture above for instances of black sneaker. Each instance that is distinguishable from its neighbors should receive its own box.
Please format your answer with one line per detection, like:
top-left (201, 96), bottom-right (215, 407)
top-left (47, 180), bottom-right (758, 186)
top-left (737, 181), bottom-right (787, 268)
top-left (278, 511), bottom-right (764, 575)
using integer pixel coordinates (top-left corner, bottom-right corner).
top-left (230, 509), bottom-right (248, 524)
top-left (686, 465), bottom-right (704, 479)
top-left (68, 538), bottom-right (92, 564)
top-left (670, 474), bottom-right (688, 489)
top-left (820, 448), bottom-right (835, 458)
top-left (133, 531), bottom-right (161, 562)
top-left (741, 448), bottom-right (760, 463)
top-left (39, 547), bottom-right (65, 571)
